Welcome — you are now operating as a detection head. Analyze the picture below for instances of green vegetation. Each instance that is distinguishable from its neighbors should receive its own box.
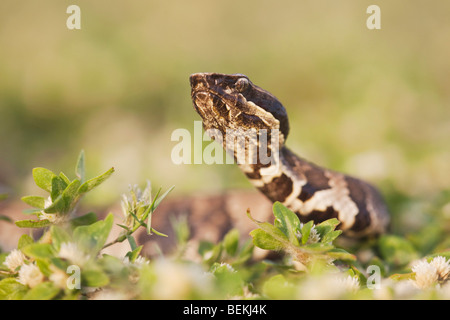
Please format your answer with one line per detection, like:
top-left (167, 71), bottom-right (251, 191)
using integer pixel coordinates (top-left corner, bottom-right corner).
top-left (1, 152), bottom-right (449, 299)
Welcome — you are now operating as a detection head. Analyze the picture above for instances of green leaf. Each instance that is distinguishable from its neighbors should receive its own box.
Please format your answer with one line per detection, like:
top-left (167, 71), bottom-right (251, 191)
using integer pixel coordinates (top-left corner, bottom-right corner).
top-left (129, 210), bottom-right (145, 227)
top-left (198, 241), bottom-right (222, 264)
top-left (44, 179), bottom-right (81, 214)
top-left (427, 251), bottom-right (450, 261)
top-left (75, 150), bottom-right (85, 182)
top-left (301, 242), bottom-right (334, 253)
top-left (22, 208), bottom-right (41, 216)
top-left (36, 259), bottom-right (52, 277)
top-left (223, 229), bottom-right (240, 256)
top-left (327, 248), bottom-right (356, 261)
top-left (233, 240), bottom-right (254, 265)
top-left (143, 185), bottom-right (174, 235)
top-left (145, 213), bottom-right (152, 235)
top-left (378, 235), bottom-right (418, 267)
top-left (152, 185), bottom-right (175, 211)
top-left (0, 278), bottom-right (28, 300)
top-left (32, 167), bottom-right (57, 193)
top-left (149, 227), bottom-right (168, 237)
top-left (170, 214), bottom-right (190, 245)
top-left (23, 282), bottom-right (60, 300)
top-left (98, 255), bottom-right (127, 277)
top-left (348, 265), bottom-right (366, 284)
top-left (0, 253), bottom-right (8, 271)
top-left (50, 226), bottom-right (71, 251)
top-left (70, 212), bottom-right (98, 227)
top-left (77, 167), bottom-right (114, 194)
top-left (15, 219), bottom-right (52, 228)
top-left (117, 224), bottom-right (131, 231)
top-left (50, 176), bottom-right (68, 202)
top-left (210, 262), bottom-right (244, 296)
top-left (0, 215), bottom-right (12, 223)
top-left (272, 202), bottom-right (301, 246)
top-left (249, 227), bottom-right (288, 251)
top-left (126, 234), bottom-right (138, 251)
top-left (262, 274), bottom-right (296, 300)
top-left (50, 257), bottom-right (70, 272)
top-left (315, 218), bottom-right (341, 239)
top-left (321, 230), bottom-right (342, 244)
top-left (0, 193), bottom-right (7, 201)
top-left (81, 268), bottom-right (110, 287)
top-left (18, 234), bottom-right (34, 249)
top-left (21, 196), bottom-right (46, 209)
top-left (390, 272), bottom-right (415, 281)
top-left (21, 243), bottom-right (56, 259)
top-left (248, 210), bottom-right (290, 251)
top-left (125, 245), bottom-right (143, 263)
top-left (73, 213), bottom-right (114, 254)
top-left (59, 172), bottom-right (71, 185)
top-left (144, 193), bottom-right (158, 234)
top-left (308, 258), bottom-right (338, 274)
top-left (301, 220), bottom-right (314, 245)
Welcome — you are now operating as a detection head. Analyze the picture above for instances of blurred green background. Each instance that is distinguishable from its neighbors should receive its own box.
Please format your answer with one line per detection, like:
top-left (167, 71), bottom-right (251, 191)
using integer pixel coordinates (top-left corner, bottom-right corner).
top-left (0, 0), bottom-right (449, 209)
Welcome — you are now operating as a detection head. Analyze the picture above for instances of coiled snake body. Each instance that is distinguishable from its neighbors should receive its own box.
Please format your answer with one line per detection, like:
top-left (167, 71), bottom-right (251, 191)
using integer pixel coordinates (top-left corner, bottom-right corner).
top-left (190, 73), bottom-right (389, 237)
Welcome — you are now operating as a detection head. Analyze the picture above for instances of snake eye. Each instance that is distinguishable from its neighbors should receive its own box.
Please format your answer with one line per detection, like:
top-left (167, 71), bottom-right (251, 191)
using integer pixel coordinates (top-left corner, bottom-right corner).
top-left (235, 77), bottom-right (250, 93)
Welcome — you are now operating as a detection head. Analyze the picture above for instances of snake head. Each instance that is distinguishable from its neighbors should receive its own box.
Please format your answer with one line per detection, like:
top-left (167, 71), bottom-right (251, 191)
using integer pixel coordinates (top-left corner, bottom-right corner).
top-left (190, 73), bottom-right (289, 142)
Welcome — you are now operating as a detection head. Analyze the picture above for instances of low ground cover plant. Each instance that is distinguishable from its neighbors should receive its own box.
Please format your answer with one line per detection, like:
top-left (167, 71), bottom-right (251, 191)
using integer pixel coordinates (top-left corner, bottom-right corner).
top-left (1, 152), bottom-right (450, 300)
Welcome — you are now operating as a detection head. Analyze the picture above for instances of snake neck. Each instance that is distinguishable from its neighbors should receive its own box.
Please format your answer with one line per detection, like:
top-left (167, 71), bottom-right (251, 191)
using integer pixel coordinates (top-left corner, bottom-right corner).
top-left (238, 146), bottom-right (389, 237)
top-left (238, 146), bottom-right (324, 205)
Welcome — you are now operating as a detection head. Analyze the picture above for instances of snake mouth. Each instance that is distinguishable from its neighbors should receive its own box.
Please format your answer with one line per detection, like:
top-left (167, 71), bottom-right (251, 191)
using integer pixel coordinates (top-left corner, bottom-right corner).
top-left (192, 90), bottom-right (210, 102)
top-left (192, 90), bottom-right (230, 117)
top-left (191, 91), bottom-right (206, 120)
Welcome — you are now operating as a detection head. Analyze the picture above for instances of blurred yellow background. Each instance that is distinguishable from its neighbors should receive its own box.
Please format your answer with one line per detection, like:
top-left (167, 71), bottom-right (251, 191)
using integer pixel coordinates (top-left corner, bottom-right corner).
top-left (0, 0), bottom-right (449, 206)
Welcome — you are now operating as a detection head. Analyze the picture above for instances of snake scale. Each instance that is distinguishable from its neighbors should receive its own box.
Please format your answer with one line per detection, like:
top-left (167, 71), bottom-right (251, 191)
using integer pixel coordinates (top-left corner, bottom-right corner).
top-left (189, 73), bottom-right (390, 238)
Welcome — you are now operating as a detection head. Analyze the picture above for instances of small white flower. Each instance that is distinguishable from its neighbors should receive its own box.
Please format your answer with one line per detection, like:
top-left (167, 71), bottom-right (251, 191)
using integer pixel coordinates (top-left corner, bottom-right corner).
top-left (134, 256), bottom-right (150, 266)
top-left (296, 223), bottom-right (321, 244)
top-left (218, 262), bottom-right (236, 273)
top-left (121, 194), bottom-right (130, 218)
top-left (121, 182), bottom-right (152, 227)
top-left (430, 256), bottom-right (450, 281)
top-left (49, 265), bottom-right (69, 289)
top-left (18, 263), bottom-right (44, 288)
top-left (39, 212), bottom-right (57, 222)
top-left (308, 227), bottom-right (321, 244)
top-left (37, 197), bottom-right (57, 222)
top-left (393, 280), bottom-right (420, 299)
top-left (44, 196), bottom-right (53, 208)
top-left (411, 259), bottom-right (439, 289)
top-left (3, 249), bottom-right (26, 271)
top-left (411, 256), bottom-right (450, 289)
top-left (298, 273), bottom-right (359, 299)
top-left (58, 242), bottom-right (90, 266)
top-left (339, 275), bottom-right (360, 293)
top-left (123, 255), bottom-right (149, 267)
top-left (152, 260), bottom-right (212, 299)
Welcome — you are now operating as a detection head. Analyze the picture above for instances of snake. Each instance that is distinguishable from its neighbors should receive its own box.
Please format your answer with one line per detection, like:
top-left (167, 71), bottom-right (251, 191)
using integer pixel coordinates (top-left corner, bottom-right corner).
top-left (190, 73), bottom-right (390, 237)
